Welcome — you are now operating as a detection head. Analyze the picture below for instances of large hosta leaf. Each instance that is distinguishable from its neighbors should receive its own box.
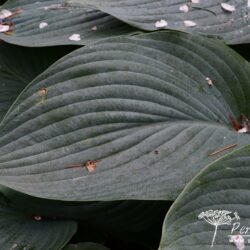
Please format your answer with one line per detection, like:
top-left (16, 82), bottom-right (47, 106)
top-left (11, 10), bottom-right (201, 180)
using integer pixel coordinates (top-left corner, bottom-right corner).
top-left (159, 145), bottom-right (250, 250)
top-left (0, 41), bottom-right (76, 122)
top-left (0, 193), bottom-right (77, 250)
top-left (71, 0), bottom-right (250, 44)
top-left (0, 0), bottom-right (138, 47)
top-left (0, 31), bottom-right (250, 201)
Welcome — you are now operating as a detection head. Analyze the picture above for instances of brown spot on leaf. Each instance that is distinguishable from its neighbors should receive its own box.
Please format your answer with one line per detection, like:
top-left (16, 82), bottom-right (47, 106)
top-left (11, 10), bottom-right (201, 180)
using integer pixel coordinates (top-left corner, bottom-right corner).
top-left (229, 115), bottom-right (242, 131)
top-left (37, 88), bottom-right (48, 96)
top-left (3, 30), bottom-right (13, 35)
top-left (37, 87), bottom-right (48, 104)
top-left (83, 160), bottom-right (98, 172)
top-left (67, 160), bottom-right (99, 173)
top-left (228, 114), bottom-right (250, 133)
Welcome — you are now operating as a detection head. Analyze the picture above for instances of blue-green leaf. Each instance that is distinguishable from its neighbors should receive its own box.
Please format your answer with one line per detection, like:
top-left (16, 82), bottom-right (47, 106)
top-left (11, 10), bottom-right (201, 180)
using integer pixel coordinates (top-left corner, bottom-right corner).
top-left (0, 31), bottom-right (249, 201)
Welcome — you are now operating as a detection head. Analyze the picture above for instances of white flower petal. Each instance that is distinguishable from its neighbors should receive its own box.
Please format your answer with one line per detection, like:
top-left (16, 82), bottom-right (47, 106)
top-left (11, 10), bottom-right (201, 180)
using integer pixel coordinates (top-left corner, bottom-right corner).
top-left (184, 20), bottom-right (197, 27)
top-left (230, 235), bottom-right (245, 250)
top-left (0, 9), bottom-right (12, 19)
top-left (155, 19), bottom-right (168, 28)
top-left (40, 4), bottom-right (65, 10)
top-left (69, 34), bottom-right (81, 41)
top-left (191, 0), bottom-right (200, 3)
top-left (179, 4), bottom-right (189, 13)
top-left (238, 127), bottom-right (248, 133)
top-left (39, 22), bottom-right (48, 29)
top-left (221, 3), bottom-right (236, 12)
top-left (0, 24), bottom-right (10, 32)
top-left (12, 244), bottom-right (18, 249)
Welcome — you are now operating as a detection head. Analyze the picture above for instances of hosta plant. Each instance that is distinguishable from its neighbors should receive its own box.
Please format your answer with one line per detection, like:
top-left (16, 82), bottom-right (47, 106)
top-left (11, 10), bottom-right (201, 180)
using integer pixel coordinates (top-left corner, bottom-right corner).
top-left (0, 0), bottom-right (250, 249)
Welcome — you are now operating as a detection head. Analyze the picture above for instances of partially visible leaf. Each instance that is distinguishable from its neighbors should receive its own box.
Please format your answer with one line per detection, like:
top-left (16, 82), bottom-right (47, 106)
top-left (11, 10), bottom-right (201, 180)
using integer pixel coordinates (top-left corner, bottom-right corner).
top-left (0, 41), bottom-right (76, 121)
top-left (71, 0), bottom-right (250, 44)
top-left (0, 185), bottom-right (169, 247)
top-left (160, 145), bottom-right (250, 250)
top-left (0, 195), bottom-right (77, 250)
top-left (0, 0), bottom-right (138, 47)
top-left (0, 32), bottom-right (250, 201)
top-left (63, 243), bottom-right (110, 250)
top-left (0, 186), bottom-right (169, 248)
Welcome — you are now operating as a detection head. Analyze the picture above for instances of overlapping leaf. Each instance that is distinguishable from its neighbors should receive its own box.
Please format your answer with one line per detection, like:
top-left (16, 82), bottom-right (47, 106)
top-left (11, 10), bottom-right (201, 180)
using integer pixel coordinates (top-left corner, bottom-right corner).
top-left (0, 192), bottom-right (77, 250)
top-left (63, 243), bottom-right (110, 250)
top-left (0, 41), bottom-right (76, 122)
top-left (71, 0), bottom-right (250, 44)
top-left (0, 31), bottom-right (249, 201)
top-left (0, 186), bottom-right (170, 248)
top-left (159, 145), bottom-right (250, 250)
top-left (4, 186), bottom-right (170, 228)
top-left (0, 0), bottom-right (138, 47)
